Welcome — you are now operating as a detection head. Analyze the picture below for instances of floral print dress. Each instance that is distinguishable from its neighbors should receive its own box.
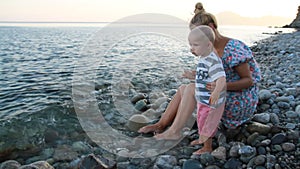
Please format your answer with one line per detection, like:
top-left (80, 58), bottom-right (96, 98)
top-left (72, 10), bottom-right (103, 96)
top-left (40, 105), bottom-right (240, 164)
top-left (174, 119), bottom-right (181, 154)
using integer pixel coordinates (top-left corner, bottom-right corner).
top-left (221, 39), bottom-right (261, 129)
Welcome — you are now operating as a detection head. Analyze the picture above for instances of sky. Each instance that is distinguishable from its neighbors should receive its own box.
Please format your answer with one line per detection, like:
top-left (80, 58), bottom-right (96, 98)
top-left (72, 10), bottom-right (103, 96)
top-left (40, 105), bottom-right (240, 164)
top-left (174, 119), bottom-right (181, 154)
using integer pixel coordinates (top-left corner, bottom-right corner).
top-left (0, 0), bottom-right (298, 23)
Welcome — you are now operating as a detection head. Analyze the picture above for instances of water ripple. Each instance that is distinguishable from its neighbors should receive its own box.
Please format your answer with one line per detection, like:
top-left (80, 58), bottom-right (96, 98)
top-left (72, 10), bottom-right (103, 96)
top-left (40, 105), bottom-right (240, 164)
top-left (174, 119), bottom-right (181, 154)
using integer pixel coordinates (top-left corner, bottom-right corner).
top-left (0, 26), bottom-right (92, 119)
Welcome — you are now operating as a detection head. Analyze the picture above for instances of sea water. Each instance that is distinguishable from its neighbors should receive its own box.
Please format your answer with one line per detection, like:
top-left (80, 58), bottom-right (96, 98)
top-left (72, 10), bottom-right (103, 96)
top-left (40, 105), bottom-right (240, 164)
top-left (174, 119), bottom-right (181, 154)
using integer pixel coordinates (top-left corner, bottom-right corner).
top-left (0, 23), bottom-right (296, 121)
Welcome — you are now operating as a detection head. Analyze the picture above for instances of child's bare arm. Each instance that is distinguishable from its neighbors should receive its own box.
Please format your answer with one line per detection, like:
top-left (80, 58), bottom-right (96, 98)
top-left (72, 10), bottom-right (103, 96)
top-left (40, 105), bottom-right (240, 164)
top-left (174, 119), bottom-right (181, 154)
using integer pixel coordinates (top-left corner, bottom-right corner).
top-left (182, 70), bottom-right (196, 80)
top-left (214, 76), bottom-right (226, 93)
top-left (209, 76), bottom-right (226, 105)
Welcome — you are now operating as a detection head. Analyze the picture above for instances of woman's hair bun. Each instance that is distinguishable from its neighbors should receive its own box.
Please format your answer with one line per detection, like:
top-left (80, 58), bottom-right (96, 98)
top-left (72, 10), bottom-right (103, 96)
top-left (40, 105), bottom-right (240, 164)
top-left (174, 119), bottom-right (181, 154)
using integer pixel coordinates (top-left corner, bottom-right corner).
top-left (194, 2), bottom-right (205, 14)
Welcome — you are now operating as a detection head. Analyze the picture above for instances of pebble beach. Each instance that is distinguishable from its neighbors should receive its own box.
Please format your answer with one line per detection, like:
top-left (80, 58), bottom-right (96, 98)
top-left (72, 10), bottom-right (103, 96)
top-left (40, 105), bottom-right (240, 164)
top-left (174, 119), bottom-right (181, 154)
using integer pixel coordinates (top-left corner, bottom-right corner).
top-left (0, 30), bottom-right (300, 169)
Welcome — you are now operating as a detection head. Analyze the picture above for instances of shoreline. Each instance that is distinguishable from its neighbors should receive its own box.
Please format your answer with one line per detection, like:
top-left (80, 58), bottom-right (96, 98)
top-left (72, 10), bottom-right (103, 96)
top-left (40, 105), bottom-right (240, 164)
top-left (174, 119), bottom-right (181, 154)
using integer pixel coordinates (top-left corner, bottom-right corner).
top-left (0, 30), bottom-right (299, 169)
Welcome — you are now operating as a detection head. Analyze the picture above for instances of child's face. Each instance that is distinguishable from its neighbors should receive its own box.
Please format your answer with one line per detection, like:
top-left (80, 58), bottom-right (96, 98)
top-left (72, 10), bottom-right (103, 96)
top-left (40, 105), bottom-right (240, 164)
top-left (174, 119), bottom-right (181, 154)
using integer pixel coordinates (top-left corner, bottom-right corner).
top-left (188, 35), bottom-right (211, 57)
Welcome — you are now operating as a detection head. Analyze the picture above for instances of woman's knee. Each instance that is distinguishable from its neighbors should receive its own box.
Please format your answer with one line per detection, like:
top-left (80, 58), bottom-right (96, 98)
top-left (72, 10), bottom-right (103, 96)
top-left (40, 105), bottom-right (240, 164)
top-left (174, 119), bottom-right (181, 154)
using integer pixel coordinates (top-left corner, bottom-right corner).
top-left (178, 84), bottom-right (187, 94)
top-left (185, 83), bottom-right (195, 95)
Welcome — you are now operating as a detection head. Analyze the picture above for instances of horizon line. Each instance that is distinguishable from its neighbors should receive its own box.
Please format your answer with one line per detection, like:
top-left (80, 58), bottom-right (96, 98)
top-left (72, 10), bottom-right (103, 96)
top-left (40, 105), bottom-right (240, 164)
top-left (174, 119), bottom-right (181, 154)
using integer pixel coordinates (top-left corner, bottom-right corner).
top-left (0, 21), bottom-right (111, 23)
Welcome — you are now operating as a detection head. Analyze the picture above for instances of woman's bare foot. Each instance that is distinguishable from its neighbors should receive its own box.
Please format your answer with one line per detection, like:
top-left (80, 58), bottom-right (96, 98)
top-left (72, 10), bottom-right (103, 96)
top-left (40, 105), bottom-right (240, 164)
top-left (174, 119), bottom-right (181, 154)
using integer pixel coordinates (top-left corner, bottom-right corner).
top-left (154, 129), bottom-right (182, 140)
top-left (138, 123), bottom-right (164, 134)
top-left (192, 147), bottom-right (212, 155)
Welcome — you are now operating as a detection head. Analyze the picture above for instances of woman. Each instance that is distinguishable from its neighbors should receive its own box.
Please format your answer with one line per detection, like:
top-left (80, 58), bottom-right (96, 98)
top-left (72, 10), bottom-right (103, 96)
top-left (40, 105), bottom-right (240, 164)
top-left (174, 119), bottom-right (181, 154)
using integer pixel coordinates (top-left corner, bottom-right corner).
top-left (138, 5), bottom-right (261, 153)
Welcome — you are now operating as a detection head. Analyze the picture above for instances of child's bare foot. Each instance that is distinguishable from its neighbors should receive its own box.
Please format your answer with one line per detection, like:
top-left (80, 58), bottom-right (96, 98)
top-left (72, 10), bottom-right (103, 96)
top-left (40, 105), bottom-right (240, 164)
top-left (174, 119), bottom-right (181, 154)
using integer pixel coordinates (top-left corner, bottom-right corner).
top-left (190, 136), bottom-right (210, 146)
top-left (190, 139), bottom-right (201, 146)
top-left (154, 129), bottom-right (182, 140)
top-left (138, 123), bottom-right (164, 134)
top-left (192, 147), bottom-right (212, 155)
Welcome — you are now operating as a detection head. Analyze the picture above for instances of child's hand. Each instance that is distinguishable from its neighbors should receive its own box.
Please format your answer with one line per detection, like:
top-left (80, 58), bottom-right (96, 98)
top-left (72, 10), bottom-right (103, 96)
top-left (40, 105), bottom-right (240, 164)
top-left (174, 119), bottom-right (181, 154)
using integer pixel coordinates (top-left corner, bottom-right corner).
top-left (209, 91), bottom-right (219, 105)
top-left (182, 70), bottom-right (195, 80)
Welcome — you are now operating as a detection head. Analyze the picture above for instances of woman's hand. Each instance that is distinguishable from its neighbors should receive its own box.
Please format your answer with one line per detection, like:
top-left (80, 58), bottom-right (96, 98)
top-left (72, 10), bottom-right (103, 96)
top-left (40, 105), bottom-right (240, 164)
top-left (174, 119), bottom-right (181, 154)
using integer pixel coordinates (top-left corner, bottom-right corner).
top-left (206, 81), bottom-right (216, 91)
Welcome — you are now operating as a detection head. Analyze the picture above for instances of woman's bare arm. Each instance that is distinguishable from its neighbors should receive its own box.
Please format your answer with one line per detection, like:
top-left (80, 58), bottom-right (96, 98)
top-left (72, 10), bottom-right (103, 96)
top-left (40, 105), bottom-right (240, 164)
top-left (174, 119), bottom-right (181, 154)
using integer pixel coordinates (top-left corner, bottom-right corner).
top-left (226, 62), bottom-right (253, 91)
top-left (206, 63), bottom-right (253, 91)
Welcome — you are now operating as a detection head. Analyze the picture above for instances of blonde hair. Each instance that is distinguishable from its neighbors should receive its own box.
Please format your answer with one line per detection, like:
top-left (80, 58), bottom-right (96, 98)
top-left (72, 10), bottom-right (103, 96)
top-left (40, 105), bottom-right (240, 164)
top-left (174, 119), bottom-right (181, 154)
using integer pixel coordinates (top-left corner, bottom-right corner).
top-left (190, 25), bottom-right (215, 44)
top-left (194, 2), bottom-right (205, 15)
top-left (190, 9), bottom-right (218, 29)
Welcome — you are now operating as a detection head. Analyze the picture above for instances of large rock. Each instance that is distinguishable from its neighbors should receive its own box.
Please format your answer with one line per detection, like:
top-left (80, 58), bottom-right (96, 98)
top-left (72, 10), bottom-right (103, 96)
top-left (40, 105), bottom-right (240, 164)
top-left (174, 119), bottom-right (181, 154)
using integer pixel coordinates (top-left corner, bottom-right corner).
top-left (126, 114), bottom-right (150, 132)
top-left (78, 154), bottom-right (116, 169)
top-left (0, 160), bottom-right (21, 169)
top-left (20, 161), bottom-right (54, 169)
top-left (246, 122), bottom-right (271, 135)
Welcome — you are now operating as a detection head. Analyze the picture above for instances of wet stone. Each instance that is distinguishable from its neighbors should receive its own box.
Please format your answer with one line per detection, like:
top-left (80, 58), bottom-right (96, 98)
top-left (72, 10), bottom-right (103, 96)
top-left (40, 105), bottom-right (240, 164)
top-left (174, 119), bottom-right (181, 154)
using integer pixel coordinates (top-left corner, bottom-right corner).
top-left (272, 145), bottom-right (282, 152)
top-left (269, 113), bottom-right (280, 125)
top-left (286, 130), bottom-right (299, 140)
top-left (131, 93), bottom-right (147, 104)
top-left (182, 159), bottom-right (203, 169)
top-left (257, 146), bottom-right (267, 155)
top-left (281, 142), bottom-right (295, 152)
top-left (72, 141), bottom-right (91, 154)
top-left (277, 102), bottom-right (290, 109)
top-left (211, 146), bottom-right (226, 161)
top-left (253, 113), bottom-right (270, 124)
top-left (44, 129), bottom-right (60, 144)
top-left (247, 132), bottom-right (260, 146)
top-left (246, 122), bottom-right (271, 135)
top-left (0, 160), bottom-right (21, 169)
top-left (126, 114), bottom-right (150, 132)
top-left (200, 153), bottom-right (215, 165)
top-left (275, 96), bottom-right (291, 102)
top-left (153, 155), bottom-right (177, 169)
top-left (266, 154), bottom-right (276, 169)
top-left (255, 166), bottom-right (266, 169)
top-left (78, 154), bottom-right (116, 169)
top-left (275, 82), bottom-right (285, 89)
top-left (285, 123), bottom-right (296, 129)
top-left (259, 89), bottom-right (272, 100)
top-left (224, 158), bottom-right (243, 169)
top-left (134, 99), bottom-right (148, 111)
top-left (271, 133), bottom-right (287, 145)
top-left (238, 145), bottom-right (256, 163)
top-left (18, 165), bottom-right (39, 169)
top-left (205, 165), bottom-right (221, 169)
top-left (53, 145), bottom-right (79, 161)
top-left (259, 104), bottom-right (271, 111)
top-left (295, 104), bottom-right (300, 113)
top-left (229, 142), bottom-right (244, 157)
top-left (28, 161), bottom-right (54, 169)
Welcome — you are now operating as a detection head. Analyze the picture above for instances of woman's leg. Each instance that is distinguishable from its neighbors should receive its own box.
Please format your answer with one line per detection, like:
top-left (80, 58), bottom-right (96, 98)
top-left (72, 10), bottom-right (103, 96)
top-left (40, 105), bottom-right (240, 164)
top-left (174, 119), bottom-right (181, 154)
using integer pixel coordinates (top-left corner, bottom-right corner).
top-left (138, 84), bottom-right (188, 134)
top-left (155, 83), bottom-right (196, 140)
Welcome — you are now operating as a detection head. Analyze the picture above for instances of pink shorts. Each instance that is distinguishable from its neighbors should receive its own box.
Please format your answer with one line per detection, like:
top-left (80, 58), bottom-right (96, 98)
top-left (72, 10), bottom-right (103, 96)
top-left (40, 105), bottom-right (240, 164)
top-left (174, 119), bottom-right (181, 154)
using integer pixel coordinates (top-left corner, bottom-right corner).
top-left (197, 102), bottom-right (225, 141)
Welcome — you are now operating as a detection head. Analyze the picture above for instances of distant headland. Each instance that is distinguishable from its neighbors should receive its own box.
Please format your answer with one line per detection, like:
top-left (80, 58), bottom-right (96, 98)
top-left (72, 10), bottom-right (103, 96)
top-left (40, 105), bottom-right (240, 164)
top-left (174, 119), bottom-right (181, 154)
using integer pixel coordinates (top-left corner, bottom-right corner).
top-left (283, 6), bottom-right (300, 28)
top-left (216, 6), bottom-right (300, 28)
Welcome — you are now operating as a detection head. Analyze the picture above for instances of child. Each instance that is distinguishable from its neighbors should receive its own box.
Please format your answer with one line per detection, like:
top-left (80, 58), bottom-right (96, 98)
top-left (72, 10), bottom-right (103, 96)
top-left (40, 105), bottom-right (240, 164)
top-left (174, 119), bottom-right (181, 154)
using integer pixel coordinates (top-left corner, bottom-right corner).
top-left (188, 25), bottom-right (226, 155)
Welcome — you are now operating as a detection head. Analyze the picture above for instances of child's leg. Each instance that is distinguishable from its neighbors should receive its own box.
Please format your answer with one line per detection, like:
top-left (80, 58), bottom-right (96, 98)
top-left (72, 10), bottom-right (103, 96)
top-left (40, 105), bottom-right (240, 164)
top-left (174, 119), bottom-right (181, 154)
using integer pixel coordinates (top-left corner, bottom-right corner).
top-left (192, 137), bottom-right (213, 155)
top-left (190, 103), bottom-right (210, 145)
top-left (191, 103), bottom-right (224, 145)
